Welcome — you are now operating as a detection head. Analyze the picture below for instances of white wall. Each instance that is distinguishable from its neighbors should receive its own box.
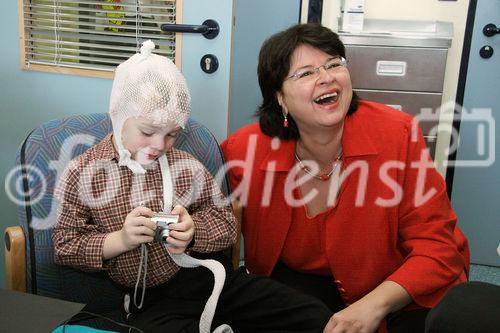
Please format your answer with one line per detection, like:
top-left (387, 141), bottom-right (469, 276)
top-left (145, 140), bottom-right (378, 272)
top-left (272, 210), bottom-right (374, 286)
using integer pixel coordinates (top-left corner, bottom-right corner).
top-left (320, 0), bottom-right (470, 176)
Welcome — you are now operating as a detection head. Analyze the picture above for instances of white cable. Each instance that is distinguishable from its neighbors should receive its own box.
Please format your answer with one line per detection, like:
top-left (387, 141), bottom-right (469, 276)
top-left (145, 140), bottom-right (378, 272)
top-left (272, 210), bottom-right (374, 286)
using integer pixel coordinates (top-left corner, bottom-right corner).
top-left (158, 155), bottom-right (173, 211)
top-left (166, 248), bottom-right (233, 333)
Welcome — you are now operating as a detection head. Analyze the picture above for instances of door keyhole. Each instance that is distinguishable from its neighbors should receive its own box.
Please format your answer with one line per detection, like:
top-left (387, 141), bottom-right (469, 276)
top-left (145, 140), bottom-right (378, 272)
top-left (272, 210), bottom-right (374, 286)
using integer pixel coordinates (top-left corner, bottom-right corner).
top-left (200, 54), bottom-right (219, 74)
top-left (480, 45), bottom-right (494, 59)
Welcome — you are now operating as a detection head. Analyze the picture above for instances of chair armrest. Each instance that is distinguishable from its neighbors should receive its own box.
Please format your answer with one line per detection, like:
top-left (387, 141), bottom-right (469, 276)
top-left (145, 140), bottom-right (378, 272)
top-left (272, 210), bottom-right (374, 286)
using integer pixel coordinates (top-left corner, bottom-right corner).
top-left (231, 200), bottom-right (242, 270)
top-left (4, 226), bottom-right (26, 292)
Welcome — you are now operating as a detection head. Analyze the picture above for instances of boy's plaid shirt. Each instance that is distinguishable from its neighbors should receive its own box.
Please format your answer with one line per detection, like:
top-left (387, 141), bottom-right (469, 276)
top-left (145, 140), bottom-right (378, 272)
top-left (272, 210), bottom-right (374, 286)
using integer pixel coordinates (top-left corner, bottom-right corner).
top-left (53, 134), bottom-right (237, 288)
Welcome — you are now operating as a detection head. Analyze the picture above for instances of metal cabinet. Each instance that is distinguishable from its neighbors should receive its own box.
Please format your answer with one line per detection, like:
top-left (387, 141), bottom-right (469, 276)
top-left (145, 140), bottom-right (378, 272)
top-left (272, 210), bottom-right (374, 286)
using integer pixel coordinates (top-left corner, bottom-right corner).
top-left (339, 19), bottom-right (453, 158)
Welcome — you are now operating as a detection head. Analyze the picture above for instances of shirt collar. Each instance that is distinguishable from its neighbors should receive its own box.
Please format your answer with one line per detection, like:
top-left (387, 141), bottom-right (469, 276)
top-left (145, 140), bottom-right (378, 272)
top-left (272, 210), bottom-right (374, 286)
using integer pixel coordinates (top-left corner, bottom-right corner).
top-left (95, 134), bottom-right (120, 161)
top-left (259, 138), bottom-right (296, 172)
top-left (341, 112), bottom-right (378, 158)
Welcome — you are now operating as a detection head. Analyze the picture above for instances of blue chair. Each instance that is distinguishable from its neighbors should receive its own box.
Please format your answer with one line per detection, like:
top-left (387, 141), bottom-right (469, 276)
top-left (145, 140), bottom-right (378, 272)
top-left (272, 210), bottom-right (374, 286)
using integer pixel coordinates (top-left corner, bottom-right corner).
top-left (4, 113), bottom-right (241, 329)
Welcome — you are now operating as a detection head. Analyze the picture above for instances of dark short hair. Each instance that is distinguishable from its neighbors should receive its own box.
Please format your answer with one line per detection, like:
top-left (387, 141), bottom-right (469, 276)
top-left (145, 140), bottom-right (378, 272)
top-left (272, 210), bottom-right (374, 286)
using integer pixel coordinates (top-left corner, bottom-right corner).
top-left (257, 23), bottom-right (359, 140)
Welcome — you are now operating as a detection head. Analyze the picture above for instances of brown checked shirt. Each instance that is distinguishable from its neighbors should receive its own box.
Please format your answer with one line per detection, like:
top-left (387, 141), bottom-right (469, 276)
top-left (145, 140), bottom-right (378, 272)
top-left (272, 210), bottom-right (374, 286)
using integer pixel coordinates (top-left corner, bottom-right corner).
top-left (53, 134), bottom-right (237, 288)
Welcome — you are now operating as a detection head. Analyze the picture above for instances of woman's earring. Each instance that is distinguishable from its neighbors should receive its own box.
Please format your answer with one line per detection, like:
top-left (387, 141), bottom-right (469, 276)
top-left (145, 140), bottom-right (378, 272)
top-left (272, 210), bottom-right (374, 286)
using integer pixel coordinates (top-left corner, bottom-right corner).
top-left (279, 99), bottom-right (289, 128)
top-left (283, 113), bottom-right (289, 128)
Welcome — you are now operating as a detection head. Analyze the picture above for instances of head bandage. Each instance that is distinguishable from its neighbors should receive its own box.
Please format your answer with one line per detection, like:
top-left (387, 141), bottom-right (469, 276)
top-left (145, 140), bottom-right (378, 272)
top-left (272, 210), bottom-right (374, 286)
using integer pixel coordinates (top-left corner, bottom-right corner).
top-left (109, 40), bottom-right (191, 173)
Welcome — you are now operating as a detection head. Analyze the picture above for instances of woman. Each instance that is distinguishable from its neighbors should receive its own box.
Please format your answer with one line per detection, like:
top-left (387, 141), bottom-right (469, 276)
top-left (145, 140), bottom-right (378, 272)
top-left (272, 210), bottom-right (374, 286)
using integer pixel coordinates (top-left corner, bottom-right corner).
top-left (221, 24), bottom-right (469, 333)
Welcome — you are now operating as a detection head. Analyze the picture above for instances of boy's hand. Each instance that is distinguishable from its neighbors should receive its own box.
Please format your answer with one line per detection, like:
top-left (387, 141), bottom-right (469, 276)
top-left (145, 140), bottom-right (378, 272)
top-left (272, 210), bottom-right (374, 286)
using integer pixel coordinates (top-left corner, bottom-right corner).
top-left (120, 206), bottom-right (156, 251)
top-left (166, 205), bottom-right (195, 254)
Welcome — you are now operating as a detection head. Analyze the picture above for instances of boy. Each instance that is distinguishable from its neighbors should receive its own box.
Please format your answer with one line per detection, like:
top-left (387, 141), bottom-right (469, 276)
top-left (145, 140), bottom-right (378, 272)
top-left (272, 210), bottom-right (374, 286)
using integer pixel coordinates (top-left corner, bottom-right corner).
top-left (53, 41), bottom-right (331, 332)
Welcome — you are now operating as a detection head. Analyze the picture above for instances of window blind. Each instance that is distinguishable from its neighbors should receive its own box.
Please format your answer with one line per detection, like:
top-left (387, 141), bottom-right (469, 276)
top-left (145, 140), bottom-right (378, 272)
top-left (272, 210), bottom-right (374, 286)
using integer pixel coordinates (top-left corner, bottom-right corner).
top-left (20, 0), bottom-right (177, 73)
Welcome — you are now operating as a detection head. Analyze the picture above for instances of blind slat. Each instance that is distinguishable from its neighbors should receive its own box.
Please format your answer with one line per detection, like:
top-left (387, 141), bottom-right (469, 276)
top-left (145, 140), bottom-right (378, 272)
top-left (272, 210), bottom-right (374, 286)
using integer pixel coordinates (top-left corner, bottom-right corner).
top-left (31, 0), bottom-right (175, 3)
top-left (26, 4), bottom-right (175, 16)
top-left (25, 38), bottom-right (174, 54)
top-left (27, 51), bottom-right (130, 65)
top-left (27, 25), bottom-right (175, 41)
top-left (27, 0), bottom-right (176, 10)
top-left (25, 12), bottom-right (175, 23)
top-left (29, 46), bottom-right (146, 59)
top-left (26, 17), bottom-right (170, 32)
top-left (27, 29), bottom-right (175, 47)
top-left (27, 44), bottom-right (174, 57)
top-left (29, 59), bottom-right (116, 71)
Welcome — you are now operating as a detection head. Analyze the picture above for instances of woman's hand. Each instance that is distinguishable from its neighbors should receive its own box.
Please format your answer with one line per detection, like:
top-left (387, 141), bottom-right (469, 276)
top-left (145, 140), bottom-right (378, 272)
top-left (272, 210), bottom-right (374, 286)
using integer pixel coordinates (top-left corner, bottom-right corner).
top-left (323, 298), bottom-right (385, 333)
top-left (323, 281), bottom-right (412, 333)
top-left (165, 205), bottom-right (195, 254)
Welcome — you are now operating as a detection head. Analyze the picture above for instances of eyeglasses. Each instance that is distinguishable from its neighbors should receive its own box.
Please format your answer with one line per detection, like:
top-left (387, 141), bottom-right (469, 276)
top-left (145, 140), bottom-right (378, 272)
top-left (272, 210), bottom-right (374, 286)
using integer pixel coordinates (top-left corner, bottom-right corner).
top-left (286, 56), bottom-right (347, 82)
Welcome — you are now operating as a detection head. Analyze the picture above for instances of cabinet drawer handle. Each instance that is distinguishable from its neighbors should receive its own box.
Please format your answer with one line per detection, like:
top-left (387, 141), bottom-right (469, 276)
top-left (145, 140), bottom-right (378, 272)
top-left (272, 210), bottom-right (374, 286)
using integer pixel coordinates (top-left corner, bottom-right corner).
top-left (376, 60), bottom-right (407, 76)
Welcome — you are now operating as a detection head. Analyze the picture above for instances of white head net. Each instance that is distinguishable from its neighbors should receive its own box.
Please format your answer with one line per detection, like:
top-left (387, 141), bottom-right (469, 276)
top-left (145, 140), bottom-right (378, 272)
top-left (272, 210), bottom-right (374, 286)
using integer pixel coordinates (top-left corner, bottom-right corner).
top-left (109, 40), bottom-right (191, 173)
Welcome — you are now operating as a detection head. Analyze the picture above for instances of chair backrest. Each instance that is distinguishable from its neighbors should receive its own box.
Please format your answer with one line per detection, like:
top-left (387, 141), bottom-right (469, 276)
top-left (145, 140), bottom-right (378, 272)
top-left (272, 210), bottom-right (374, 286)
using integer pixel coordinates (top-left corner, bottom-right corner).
top-left (15, 113), bottom-right (229, 305)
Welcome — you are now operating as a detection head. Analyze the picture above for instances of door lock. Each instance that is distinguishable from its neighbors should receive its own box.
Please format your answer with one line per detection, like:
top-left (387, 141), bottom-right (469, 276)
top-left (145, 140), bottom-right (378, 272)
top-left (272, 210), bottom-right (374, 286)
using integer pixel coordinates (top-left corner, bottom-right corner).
top-left (479, 45), bottom-right (494, 59)
top-left (200, 54), bottom-right (219, 74)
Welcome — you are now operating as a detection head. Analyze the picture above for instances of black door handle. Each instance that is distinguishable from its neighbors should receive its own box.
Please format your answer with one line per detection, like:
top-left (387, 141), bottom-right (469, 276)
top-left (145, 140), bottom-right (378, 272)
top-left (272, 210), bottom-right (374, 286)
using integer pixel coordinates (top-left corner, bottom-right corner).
top-left (161, 19), bottom-right (219, 39)
top-left (483, 23), bottom-right (500, 37)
